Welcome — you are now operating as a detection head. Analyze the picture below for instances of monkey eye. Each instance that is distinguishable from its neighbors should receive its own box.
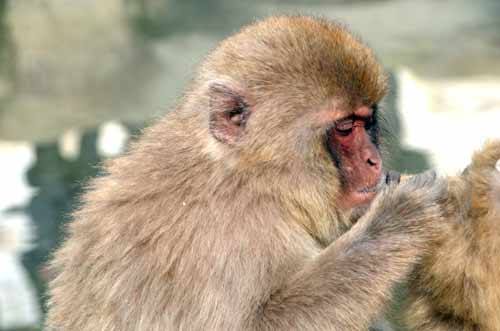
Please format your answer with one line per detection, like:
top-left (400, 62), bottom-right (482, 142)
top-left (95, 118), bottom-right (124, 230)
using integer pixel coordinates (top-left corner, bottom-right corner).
top-left (334, 118), bottom-right (354, 136)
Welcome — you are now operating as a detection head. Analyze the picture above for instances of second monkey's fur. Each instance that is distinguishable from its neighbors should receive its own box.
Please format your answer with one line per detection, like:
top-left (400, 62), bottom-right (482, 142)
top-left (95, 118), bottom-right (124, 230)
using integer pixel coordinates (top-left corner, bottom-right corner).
top-left (391, 140), bottom-right (500, 331)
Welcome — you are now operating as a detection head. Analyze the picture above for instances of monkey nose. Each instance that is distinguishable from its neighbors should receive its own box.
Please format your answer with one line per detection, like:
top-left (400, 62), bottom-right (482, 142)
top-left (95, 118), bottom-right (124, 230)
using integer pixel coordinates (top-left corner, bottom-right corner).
top-left (367, 158), bottom-right (378, 167)
top-left (362, 144), bottom-right (381, 170)
top-left (366, 156), bottom-right (381, 173)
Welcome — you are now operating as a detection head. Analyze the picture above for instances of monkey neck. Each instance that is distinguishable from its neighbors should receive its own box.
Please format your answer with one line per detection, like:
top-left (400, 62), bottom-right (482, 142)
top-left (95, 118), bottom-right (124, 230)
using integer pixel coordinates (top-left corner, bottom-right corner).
top-left (208, 164), bottom-right (349, 246)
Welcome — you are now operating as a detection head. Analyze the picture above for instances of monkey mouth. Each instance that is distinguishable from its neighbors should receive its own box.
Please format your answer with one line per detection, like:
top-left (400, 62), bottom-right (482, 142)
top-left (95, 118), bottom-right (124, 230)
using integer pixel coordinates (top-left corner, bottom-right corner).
top-left (357, 176), bottom-right (385, 194)
top-left (340, 171), bottom-right (401, 210)
top-left (357, 170), bottom-right (401, 194)
top-left (345, 171), bottom-right (401, 221)
top-left (348, 171), bottom-right (401, 206)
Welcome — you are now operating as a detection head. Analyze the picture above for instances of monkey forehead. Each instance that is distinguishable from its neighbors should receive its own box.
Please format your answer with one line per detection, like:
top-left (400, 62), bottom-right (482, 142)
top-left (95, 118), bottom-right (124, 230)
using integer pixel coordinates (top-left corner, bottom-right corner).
top-left (202, 15), bottom-right (387, 105)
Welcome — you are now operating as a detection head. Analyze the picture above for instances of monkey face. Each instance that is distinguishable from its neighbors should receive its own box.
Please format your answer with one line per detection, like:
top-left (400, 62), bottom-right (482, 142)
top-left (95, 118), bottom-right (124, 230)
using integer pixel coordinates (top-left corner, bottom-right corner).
top-left (326, 105), bottom-right (382, 209)
top-left (322, 104), bottom-right (399, 211)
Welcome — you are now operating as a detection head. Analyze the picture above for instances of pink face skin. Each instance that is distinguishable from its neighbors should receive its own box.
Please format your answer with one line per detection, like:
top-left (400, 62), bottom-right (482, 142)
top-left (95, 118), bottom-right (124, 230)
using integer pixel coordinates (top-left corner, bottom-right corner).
top-left (328, 106), bottom-right (383, 210)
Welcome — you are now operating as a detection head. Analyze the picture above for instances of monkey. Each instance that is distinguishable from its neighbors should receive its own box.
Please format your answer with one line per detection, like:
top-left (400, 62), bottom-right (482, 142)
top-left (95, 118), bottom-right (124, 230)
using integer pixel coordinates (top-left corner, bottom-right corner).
top-left (45, 16), bottom-right (451, 331)
top-left (389, 140), bottom-right (500, 331)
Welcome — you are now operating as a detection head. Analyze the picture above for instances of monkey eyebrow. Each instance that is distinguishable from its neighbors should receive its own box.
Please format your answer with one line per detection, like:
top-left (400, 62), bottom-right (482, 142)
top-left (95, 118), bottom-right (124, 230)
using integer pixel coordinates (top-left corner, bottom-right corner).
top-left (334, 111), bottom-right (376, 128)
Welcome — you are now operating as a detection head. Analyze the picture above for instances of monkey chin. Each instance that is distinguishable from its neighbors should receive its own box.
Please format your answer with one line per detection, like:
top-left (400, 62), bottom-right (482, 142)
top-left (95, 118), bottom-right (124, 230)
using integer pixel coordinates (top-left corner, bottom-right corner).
top-left (346, 191), bottom-right (378, 209)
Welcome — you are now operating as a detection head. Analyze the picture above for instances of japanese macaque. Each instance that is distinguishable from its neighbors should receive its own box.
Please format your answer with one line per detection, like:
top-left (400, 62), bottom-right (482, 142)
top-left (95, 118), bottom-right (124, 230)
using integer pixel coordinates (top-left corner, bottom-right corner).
top-left (45, 16), bottom-right (449, 331)
top-left (390, 140), bottom-right (500, 331)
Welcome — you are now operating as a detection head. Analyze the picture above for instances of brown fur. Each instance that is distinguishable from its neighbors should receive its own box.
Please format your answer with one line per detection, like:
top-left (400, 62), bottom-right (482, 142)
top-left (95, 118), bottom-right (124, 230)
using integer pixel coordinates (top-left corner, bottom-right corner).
top-left (391, 140), bottom-right (500, 331)
top-left (46, 16), bottom-right (449, 331)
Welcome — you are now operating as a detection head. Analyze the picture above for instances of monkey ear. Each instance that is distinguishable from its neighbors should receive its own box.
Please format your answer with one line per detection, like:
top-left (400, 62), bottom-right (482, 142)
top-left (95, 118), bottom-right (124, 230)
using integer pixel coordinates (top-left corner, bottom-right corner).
top-left (207, 80), bottom-right (251, 144)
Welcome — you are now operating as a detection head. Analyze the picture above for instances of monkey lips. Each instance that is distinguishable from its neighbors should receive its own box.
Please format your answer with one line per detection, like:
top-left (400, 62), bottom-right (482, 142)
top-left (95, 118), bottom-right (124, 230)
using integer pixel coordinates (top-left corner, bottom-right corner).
top-left (341, 170), bottom-right (401, 210)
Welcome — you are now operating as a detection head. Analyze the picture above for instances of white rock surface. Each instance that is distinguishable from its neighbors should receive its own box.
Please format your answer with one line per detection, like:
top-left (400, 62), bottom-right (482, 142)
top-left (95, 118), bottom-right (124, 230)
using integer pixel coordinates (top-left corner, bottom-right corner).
top-left (0, 142), bottom-right (40, 329)
top-left (398, 68), bottom-right (500, 174)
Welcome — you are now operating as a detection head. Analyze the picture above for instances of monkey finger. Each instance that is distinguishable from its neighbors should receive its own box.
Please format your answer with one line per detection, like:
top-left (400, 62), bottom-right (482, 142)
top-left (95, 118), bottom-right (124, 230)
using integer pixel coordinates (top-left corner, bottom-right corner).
top-left (386, 170), bottom-right (401, 185)
top-left (405, 170), bottom-right (437, 188)
top-left (400, 170), bottom-right (449, 202)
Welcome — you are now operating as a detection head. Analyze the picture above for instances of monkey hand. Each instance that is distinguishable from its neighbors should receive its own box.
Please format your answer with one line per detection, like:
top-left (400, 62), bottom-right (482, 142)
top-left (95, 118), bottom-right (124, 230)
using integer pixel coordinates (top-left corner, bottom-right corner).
top-left (361, 170), bottom-right (450, 252)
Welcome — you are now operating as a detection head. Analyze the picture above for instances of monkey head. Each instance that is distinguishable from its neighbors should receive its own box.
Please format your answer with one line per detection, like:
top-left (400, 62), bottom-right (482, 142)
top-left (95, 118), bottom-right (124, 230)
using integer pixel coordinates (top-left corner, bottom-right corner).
top-left (196, 16), bottom-right (398, 218)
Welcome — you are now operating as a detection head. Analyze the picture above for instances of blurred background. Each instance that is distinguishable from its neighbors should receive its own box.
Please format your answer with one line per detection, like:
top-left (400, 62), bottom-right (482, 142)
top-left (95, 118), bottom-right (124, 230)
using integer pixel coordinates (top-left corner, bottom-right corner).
top-left (0, 0), bottom-right (499, 329)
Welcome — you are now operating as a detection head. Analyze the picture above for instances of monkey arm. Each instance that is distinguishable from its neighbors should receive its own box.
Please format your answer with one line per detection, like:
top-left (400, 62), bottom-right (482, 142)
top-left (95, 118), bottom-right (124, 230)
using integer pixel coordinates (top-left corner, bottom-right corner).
top-left (393, 296), bottom-right (476, 331)
top-left (260, 229), bottom-right (417, 330)
top-left (259, 173), bottom-right (446, 331)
